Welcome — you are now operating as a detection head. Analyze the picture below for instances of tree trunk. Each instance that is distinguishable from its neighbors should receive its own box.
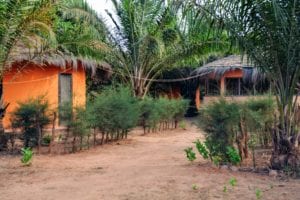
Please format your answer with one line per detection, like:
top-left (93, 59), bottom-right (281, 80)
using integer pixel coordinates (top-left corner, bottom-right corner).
top-left (49, 112), bottom-right (56, 154)
top-left (72, 136), bottom-right (77, 153)
top-left (101, 132), bottom-right (105, 145)
top-left (270, 125), bottom-right (300, 171)
top-left (37, 122), bottom-right (42, 154)
top-left (93, 128), bottom-right (97, 146)
top-left (236, 118), bottom-right (249, 160)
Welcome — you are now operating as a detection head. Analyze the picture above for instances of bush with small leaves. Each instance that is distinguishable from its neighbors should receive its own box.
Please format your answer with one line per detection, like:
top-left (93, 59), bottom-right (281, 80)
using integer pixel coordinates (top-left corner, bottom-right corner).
top-left (11, 97), bottom-right (50, 149)
top-left (21, 147), bottom-right (33, 165)
top-left (184, 147), bottom-right (196, 162)
top-left (226, 146), bottom-right (241, 166)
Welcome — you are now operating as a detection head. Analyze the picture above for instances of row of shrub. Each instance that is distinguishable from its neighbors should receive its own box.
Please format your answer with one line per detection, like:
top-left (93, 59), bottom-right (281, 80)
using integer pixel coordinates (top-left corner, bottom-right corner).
top-left (186, 97), bottom-right (275, 166)
top-left (5, 86), bottom-right (189, 153)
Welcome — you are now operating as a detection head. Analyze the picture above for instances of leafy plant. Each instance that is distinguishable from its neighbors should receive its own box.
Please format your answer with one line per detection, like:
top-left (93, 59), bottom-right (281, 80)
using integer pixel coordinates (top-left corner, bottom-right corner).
top-left (42, 135), bottom-right (51, 146)
top-left (11, 97), bottom-right (50, 149)
top-left (184, 147), bottom-right (196, 162)
top-left (179, 121), bottom-right (187, 130)
top-left (194, 139), bottom-right (209, 159)
top-left (229, 178), bottom-right (237, 187)
top-left (223, 186), bottom-right (227, 193)
top-left (192, 184), bottom-right (198, 190)
top-left (21, 147), bottom-right (33, 165)
top-left (226, 146), bottom-right (241, 166)
top-left (255, 189), bottom-right (262, 199)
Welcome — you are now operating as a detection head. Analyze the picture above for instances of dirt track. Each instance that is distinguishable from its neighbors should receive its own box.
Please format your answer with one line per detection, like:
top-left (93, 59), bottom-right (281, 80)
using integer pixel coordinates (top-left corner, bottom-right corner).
top-left (0, 123), bottom-right (300, 200)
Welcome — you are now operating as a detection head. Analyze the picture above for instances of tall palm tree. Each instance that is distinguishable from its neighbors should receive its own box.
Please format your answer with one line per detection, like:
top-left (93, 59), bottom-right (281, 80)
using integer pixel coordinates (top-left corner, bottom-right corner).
top-left (104, 0), bottom-right (228, 98)
top-left (202, 0), bottom-right (300, 170)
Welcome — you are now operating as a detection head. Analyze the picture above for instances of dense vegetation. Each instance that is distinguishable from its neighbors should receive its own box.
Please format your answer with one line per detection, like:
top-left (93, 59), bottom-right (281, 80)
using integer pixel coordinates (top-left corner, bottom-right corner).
top-left (8, 87), bottom-right (189, 153)
top-left (194, 97), bottom-right (275, 166)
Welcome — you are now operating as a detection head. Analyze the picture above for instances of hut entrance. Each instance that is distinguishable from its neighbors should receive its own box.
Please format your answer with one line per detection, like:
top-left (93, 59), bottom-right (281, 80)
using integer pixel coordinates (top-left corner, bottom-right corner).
top-left (59, 73), bottom-right (72, 125)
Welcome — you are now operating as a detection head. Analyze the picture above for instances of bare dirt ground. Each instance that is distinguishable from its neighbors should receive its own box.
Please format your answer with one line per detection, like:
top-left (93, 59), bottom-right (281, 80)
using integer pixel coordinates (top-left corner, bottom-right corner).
top-left (0, 122), bottom-right (300, 200)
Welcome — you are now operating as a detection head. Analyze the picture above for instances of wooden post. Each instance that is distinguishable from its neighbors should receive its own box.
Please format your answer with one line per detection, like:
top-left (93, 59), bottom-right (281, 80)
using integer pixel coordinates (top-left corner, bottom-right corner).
top-left (220, 77), bottom-right (225, 96)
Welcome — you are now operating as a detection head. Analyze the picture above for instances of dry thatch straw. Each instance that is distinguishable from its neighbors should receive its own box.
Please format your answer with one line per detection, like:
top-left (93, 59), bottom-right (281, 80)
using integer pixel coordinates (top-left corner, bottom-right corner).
top-left (191, 55), bottom-right (265, 83)
top-left (5, 37), bottom-right (111, 77)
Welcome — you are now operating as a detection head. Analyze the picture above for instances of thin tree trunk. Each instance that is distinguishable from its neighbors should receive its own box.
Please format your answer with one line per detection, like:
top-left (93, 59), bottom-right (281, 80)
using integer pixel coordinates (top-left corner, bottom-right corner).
top-left (101, 132), bottom-right (105, 145)
top-left (93, 128), bottom-right (97, 146)
top-left (72, 136), bottom-right (76, 153)
top-left (49, 112), bottom-right (57, 154)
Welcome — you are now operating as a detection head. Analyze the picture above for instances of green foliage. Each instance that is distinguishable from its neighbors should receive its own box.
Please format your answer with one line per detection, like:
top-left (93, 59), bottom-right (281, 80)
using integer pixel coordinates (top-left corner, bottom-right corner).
top-left (140, 97), bottom-right (189, 133)
top-left (199, 99), bottom-right (240, 160)
top-left (104, 0), bottom-right (229, 97)
top-left (223, 186), bottom-right (227, 193)
top-left (226, 146), bottom-right (241, 166)
top-left (71, 107), bottom-right (89, 138)
top-left (21, 147), bottom-right (33, 165)
top-left (255, 189), bottom-right (262, 199)
top-left (42, 135), bottom-right (51, 146)
top-left (89, 86), bottom-right (140, 139)
top-left (229, 178), bottom-right (237, 187)
top-left (179, 121), bottom-right (186, 130)
top-left (184, 147), bottom-right (196, 162)
top-left (12, 97), bottom-right (50, 148)
top-left (198, 97), bottom-right (275, 164)
top-left (192, 184), bottom-right (198, 190)
top-left (194, 139), bottom-right (209, 159)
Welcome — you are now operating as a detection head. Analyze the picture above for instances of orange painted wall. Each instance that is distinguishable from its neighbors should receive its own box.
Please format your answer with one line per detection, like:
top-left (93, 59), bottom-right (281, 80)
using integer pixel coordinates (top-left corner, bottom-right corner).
top-left (195, 86), bottom-right (201, 110)
top-left (220, 69), bottom-right (243, 95)
top-left (3, 63), bottom-right (86, 128)
top-left (196, 69), bottom-right (244, 109)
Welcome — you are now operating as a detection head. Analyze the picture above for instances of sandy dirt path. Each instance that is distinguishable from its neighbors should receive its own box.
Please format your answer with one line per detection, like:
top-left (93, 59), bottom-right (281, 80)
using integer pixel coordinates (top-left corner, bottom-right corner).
top-left (0, 123), bottom-right (300, 200)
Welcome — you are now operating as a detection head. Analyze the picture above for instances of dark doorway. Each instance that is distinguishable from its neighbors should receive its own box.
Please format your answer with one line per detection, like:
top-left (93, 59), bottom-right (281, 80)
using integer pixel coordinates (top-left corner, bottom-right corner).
top-left (59, 74), bottom-right (72, 125)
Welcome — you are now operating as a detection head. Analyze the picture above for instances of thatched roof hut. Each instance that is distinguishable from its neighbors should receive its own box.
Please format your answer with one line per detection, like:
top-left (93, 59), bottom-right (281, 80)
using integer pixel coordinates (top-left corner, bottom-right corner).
top-left (191, 55), bottom-right (265, 83)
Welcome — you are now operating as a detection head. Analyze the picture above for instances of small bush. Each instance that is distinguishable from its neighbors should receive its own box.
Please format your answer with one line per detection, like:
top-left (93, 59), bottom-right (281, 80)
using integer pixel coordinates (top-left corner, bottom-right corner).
top-left (140, 97), bottom-right (189, 133)
top-left (11, 97), bottom-right (50, 148)
top-left (21, 147), bottom-right (33, 165)
top-left (90, 86), bottom-right (140, 142)
top-left (226, 146), bottom-right (241, 165)
top-left (194, 139), bottom-right (209, 159)
top-left (184, 147), bottom-right (196, 162)
top-left (42, 135), bottom-right (51, 146)
top-left (198, 97), bottom-right (275, 164)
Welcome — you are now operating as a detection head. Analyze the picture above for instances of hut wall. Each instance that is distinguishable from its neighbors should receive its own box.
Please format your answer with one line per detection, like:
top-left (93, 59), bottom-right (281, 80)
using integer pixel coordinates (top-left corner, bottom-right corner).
top-left (3, 63), bottom-right (86, 128)
top-left (220, 69), bottom-right (243, 95)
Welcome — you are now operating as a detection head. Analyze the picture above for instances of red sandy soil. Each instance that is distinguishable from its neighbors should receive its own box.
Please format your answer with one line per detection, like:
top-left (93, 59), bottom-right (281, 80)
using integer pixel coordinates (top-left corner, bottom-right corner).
top-left (0, 123), bottom-right (300, 200)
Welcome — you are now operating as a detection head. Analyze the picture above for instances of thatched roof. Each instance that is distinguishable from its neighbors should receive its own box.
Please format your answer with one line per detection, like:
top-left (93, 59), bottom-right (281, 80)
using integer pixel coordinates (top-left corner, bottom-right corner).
top-left (6, 39), bottom-right (111, 76)
top-left (191, 55), bottom-right (265, 83)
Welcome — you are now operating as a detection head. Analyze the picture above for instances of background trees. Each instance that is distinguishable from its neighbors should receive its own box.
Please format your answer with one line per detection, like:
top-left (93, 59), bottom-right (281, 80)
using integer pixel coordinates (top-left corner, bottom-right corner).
top-left (103, 0), bottom-right (229, 98)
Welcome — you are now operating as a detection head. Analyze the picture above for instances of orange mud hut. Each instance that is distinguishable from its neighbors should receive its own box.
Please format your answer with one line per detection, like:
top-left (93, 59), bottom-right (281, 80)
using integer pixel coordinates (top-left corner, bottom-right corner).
top-left (191, 55), bottom-right (268, 109)
top-left (2, 59), bottom-right (109, 128)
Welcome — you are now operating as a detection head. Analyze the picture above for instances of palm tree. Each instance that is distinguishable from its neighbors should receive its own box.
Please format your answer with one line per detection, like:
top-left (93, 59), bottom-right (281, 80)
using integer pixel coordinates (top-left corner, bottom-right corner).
top-left (202, 0), bottom-right (300, 170)
top-left (103, 0), bottom-right (228, 98)
top-left (0, 0), bottom-right (56, 135)
top-left (0, 0), bottom-right (108, 136)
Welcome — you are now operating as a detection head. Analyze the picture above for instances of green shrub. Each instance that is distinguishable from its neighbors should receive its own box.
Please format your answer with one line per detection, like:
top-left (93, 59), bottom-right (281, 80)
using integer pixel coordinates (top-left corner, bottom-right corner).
top-left (21, 147), bottom-right (33, 165)
top-left (140, 97), bottom-right (189, 133)
top-left (194, 139), bottom-right (209, 159)
top-left (90, 86), bottom-right (140, 142)
top-left (199, 99), bottom-right (240, 162)
top-left (184, 147), bottom-right (196, 162)
top-left (198, 97), bottom-right (275, 164)
top-left (12, 97), bottom-right (50, 148)
top-left (226, 146), bottom-right (241, 165)
top-left (42, 135), bottom-right (51, 146)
